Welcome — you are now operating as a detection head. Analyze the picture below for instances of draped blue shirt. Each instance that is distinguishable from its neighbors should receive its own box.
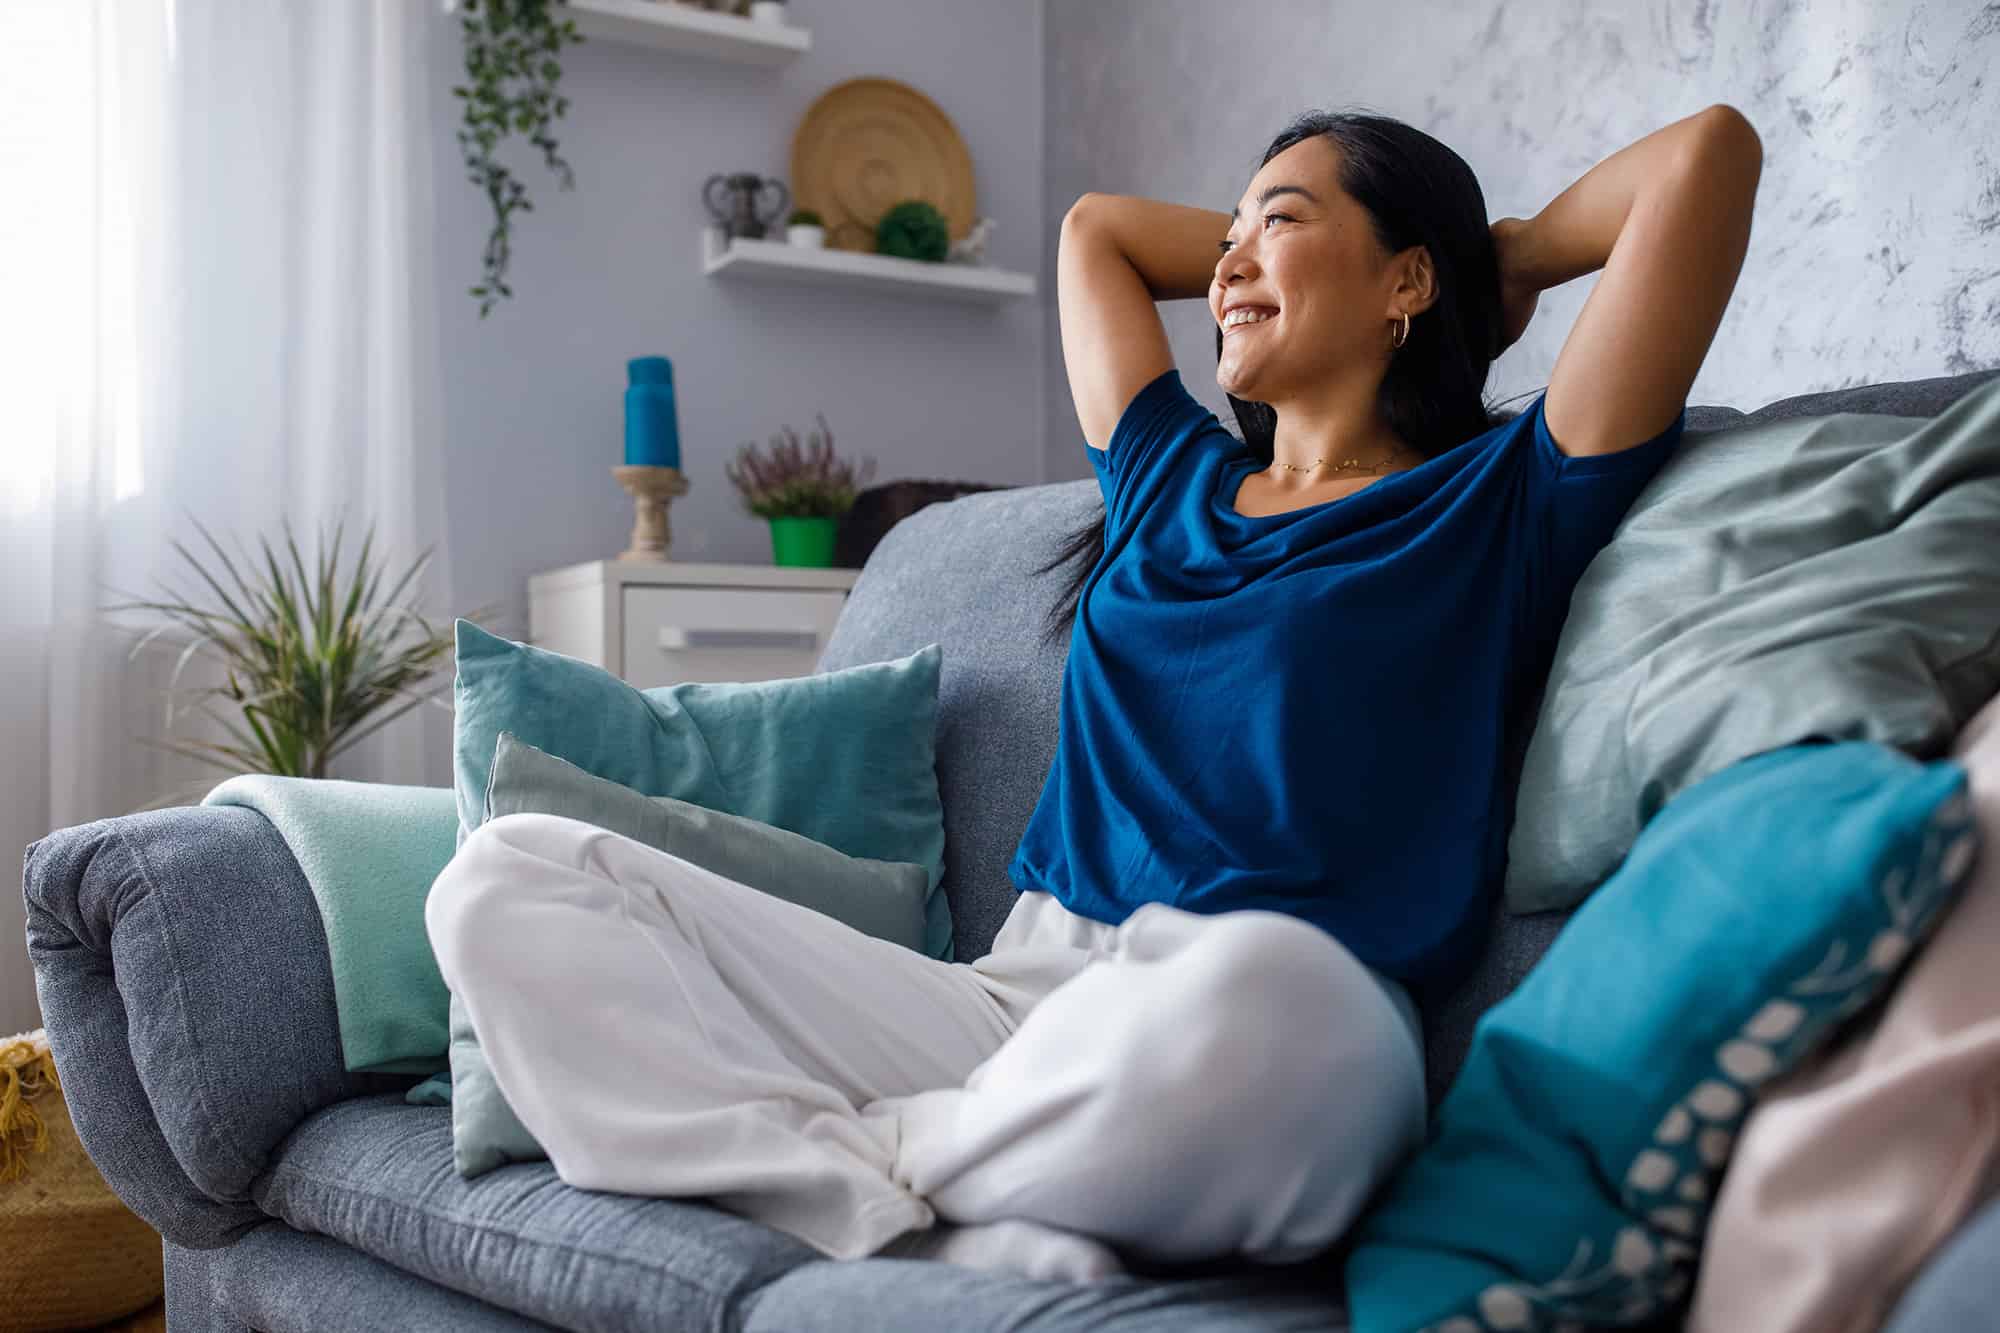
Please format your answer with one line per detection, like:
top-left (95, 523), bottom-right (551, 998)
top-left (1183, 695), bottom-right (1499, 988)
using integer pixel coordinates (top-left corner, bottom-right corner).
top-left (1006, 369), bottom-right (1685, 1000)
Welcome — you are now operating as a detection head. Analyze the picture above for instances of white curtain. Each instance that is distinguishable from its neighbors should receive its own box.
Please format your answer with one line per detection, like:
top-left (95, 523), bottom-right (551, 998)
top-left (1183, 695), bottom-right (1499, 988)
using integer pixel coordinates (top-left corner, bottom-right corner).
top-left (0, 0), bottom-right (455, 1032)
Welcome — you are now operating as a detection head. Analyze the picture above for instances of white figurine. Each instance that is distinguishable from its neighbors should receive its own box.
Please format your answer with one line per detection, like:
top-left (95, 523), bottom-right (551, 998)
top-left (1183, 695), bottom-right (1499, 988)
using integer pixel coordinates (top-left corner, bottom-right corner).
top-left (947, 216), bottom-right (996, 265)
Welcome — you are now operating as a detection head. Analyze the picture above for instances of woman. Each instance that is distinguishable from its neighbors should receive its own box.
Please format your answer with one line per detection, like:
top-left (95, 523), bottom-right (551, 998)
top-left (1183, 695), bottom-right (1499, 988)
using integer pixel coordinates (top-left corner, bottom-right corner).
top-left (428, 105), bottom-right (1761, 1286)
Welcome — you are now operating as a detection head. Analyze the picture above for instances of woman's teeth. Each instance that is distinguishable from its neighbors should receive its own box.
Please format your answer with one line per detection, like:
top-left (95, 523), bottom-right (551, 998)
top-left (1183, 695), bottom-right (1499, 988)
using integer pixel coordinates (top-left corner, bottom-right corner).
top-left (1223, 308), bottom-right (1276, 330)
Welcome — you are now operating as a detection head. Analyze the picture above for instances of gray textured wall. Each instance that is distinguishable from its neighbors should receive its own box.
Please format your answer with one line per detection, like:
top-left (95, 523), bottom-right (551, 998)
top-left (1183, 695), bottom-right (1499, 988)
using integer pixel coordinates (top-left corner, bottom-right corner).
top-left (428, 0), bottom-right (1046, 657)
top-left (1040, 0), bottom-right (2000, 483)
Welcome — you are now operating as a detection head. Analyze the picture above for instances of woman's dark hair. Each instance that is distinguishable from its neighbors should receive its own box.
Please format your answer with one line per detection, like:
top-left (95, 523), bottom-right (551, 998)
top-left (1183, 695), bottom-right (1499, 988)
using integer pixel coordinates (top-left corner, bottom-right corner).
top-left (1034, 108), bottom-right (1520, 649)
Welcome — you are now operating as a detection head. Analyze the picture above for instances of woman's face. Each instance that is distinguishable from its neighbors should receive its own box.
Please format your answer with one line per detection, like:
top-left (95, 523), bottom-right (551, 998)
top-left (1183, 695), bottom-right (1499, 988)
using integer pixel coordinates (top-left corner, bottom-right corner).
top-left (1210, 136), bottom-right (1398, 405)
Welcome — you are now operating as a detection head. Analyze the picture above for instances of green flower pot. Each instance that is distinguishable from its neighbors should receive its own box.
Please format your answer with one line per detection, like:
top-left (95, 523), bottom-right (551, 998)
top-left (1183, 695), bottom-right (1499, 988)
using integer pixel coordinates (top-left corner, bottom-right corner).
top-left (768, 515), bottom-right (840, 567)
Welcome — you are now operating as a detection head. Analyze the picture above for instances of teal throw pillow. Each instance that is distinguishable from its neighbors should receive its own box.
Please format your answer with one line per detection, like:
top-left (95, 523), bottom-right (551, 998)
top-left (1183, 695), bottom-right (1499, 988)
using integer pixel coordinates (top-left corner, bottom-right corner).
top-left (445, 731), bottom-right (937, 1178)
top-left (1346, 740), bottom-right (1978, 1333)
top-left (450, 618), bottom-right (953, 961)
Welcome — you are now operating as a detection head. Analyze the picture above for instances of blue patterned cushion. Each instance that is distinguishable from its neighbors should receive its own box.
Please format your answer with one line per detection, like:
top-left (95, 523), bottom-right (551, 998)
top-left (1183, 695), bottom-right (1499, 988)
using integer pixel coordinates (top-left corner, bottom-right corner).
top-left (1346, 740), bottom-right (1979, 1332)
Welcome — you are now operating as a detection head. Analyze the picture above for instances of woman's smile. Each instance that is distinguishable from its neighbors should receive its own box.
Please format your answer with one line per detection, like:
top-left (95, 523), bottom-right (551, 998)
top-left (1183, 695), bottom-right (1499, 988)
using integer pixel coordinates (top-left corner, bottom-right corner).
top-left (1222, 309), bottom-right (1279, 337)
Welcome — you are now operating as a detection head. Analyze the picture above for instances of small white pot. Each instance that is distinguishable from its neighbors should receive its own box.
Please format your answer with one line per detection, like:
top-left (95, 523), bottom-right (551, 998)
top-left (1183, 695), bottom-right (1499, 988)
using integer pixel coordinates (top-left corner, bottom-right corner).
top-left (748, 1), bottom-right (787, 25)
top-left (786, 224), bottom-right (826, 249)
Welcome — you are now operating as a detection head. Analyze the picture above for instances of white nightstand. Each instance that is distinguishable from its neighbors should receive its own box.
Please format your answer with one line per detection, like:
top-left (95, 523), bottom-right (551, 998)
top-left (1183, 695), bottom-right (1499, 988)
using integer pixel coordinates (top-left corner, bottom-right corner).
top-left (527, 559), bottom-right (860, 689)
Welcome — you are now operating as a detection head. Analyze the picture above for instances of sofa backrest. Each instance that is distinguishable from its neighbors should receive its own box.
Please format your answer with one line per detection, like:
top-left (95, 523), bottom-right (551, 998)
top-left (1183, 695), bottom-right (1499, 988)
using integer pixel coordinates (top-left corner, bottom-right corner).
top-left (817, 365), bottom-right (2000, 1106)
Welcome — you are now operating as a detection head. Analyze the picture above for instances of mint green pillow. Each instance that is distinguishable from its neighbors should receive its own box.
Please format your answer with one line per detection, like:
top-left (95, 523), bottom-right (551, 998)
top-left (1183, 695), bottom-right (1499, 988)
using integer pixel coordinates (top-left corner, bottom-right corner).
top-left (1345, 741), bottom-right (1979, 1332)
top-left (450, 619), bottom-right (953, 961)
top-left (445, 731), bottom-right (938, 1178)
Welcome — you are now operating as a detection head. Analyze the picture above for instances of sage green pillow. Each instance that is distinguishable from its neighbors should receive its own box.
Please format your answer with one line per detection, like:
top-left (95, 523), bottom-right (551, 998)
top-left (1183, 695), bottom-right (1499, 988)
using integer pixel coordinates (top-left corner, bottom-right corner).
top-left (447, 732), bottom-right (936, 1178)
top-left (1507, 379), bottom-right (2000, 913)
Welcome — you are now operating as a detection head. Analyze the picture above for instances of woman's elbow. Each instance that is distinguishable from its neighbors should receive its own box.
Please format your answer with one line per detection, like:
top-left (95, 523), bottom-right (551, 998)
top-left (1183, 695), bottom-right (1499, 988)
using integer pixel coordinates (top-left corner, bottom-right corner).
top-left (1697, 104), bottom-right (1763, 165)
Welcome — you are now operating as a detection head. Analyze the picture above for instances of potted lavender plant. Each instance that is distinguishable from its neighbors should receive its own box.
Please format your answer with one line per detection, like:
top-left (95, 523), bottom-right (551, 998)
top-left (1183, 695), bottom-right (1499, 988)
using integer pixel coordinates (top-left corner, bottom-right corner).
top-left (724, 413), bottom-right (876, 567)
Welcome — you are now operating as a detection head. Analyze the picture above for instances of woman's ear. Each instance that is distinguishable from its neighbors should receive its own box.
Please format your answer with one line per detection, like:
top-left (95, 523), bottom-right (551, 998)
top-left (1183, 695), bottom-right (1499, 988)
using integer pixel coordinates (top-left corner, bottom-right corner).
top-left (1406, 248), bottom-right (1440, 314)
top-left (1389, 246), bottom-right (1440, 317)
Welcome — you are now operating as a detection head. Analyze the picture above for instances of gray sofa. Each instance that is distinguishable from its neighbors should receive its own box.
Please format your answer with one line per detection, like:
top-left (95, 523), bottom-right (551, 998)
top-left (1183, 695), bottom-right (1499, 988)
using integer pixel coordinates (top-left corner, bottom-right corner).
top-left (24, 364), bottom-right (2000, 1333)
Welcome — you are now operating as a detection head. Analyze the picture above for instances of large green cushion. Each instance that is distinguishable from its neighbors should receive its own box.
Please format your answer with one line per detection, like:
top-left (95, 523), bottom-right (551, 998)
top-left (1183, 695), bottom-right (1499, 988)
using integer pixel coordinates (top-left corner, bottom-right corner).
top-left (1507, 377), bottom-right (2000, 913)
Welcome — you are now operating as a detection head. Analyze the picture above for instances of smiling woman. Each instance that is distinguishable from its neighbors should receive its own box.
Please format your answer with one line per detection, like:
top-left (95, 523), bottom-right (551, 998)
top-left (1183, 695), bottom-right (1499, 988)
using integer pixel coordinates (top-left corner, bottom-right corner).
top-left (1211, 127), bottom-right (1512, 511)
top-left (1037, 103), bottom-right (1758, 642)
top-left (1017, 103), bottom-right (1753, 1182)
top-left (1038, 109), bottom-right (1513, 646)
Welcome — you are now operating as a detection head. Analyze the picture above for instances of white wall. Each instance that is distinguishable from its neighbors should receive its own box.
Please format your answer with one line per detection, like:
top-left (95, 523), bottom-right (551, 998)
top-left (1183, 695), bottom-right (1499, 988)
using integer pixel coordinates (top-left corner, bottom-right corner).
top-left (426, 0), bottom-right (1048, 683)
top-left (1040, 0), bottom-right (2000, 480)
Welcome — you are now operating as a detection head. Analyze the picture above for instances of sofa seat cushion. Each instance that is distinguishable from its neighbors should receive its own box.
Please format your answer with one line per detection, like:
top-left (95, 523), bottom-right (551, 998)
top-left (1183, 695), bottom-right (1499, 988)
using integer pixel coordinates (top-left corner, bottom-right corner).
top-left (251, 1095), bottom-right (819, 1332)
top-left (182, 1223), bottom-right (555, 1332)
top-left (255, 1097), bottom-right (1355, 1331)
top-left (738, 1254), bottom-right (1350, 1331)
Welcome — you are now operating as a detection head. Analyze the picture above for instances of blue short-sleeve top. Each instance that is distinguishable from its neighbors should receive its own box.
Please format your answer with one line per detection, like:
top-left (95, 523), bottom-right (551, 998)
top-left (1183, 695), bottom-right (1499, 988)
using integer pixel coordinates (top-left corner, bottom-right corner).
top-left (1005, 368), bottom-right (1685, 1000)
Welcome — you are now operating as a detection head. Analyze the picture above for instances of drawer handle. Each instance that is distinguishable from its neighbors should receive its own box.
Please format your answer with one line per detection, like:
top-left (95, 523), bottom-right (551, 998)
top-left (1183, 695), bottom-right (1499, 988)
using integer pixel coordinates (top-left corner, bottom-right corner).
top-left (658, 626), bottom-right (821, 652)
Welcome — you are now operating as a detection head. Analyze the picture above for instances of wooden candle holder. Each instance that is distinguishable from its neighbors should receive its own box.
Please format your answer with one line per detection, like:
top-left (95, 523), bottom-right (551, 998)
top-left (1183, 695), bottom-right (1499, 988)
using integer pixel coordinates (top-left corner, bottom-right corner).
top-left (613, 465), bottom-right (692, 562)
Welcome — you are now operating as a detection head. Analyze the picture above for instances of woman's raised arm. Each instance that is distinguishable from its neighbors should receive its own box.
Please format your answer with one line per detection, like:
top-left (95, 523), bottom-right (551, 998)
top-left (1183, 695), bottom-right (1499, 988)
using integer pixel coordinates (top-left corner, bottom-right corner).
top-left (1501, 104), bottom-right (1762, 459)
top-left (1058, 193), bottom-right (1231, 450)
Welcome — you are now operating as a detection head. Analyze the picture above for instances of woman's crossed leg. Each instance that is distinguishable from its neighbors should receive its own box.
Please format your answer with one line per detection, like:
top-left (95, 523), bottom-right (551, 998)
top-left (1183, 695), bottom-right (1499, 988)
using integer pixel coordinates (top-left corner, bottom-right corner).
top-left (872, 897), bottom-right (1427, 1266)
top-left (426, 811), bottom-right (1425, 1274)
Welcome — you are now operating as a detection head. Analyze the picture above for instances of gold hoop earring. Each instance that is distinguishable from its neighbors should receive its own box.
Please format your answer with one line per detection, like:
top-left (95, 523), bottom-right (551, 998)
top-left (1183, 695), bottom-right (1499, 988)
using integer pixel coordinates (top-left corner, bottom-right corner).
top-left (1390, 310), bottom-right (1411, 349)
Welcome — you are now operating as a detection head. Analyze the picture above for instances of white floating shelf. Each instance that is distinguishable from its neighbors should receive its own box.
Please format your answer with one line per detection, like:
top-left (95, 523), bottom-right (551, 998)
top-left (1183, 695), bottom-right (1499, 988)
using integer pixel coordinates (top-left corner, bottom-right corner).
top-left (701, 228), bottom-right (1036, 305)
top-left (566, 0), bottom-right (809, 66)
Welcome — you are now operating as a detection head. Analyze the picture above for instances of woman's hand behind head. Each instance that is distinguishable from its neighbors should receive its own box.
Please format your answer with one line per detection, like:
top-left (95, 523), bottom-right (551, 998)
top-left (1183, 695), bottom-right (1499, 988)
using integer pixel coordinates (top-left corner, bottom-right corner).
top-left (1489, 216), bottom-right (1540, 356)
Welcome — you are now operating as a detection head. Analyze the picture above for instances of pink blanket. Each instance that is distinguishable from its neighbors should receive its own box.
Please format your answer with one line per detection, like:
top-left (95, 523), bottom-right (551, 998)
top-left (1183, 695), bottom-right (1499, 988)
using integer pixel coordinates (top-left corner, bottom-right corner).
top-left (1688, 692), bottom-right (2000, 1332)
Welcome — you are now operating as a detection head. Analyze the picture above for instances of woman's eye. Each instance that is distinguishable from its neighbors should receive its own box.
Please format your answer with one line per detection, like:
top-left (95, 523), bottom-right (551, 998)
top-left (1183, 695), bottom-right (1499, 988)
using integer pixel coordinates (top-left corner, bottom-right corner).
top-left (1217, 213), bottom-right (1291, 255)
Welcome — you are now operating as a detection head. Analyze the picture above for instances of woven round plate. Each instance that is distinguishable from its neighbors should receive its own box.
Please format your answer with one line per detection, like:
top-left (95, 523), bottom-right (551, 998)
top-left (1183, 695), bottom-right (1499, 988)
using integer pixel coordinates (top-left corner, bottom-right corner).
top-left (790, 77), bottom-right (976, 253)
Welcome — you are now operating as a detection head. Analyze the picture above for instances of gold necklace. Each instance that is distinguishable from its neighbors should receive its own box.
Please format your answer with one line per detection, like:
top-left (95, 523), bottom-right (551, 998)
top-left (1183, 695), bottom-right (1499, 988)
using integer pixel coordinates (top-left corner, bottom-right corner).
top-left (1268, 446), bottom-right (1407, 475)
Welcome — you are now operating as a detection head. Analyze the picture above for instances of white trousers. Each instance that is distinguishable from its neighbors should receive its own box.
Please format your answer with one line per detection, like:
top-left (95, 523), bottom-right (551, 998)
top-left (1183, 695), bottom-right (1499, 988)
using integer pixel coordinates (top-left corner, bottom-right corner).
top-left (426, 812), bottom-right (1427, 1265)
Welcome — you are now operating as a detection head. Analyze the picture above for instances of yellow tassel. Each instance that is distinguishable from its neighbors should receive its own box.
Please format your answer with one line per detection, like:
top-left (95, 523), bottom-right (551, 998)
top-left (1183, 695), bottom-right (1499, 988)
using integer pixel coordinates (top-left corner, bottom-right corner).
top-left (0, 1029), bottom-right (63, 1184)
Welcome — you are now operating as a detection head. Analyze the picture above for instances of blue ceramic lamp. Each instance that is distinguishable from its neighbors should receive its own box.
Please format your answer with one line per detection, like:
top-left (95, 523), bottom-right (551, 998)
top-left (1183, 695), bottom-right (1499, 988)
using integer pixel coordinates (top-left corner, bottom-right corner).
top-left (614, 355), bottom-right (691, 562)
top-left (624, 356), bottom-right (681, 468)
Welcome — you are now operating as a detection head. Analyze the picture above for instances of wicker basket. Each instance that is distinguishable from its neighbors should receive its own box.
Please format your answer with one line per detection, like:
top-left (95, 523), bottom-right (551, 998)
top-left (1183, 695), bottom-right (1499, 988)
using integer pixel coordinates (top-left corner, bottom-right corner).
top-left (1, 1029), bottom-right (163, 1332)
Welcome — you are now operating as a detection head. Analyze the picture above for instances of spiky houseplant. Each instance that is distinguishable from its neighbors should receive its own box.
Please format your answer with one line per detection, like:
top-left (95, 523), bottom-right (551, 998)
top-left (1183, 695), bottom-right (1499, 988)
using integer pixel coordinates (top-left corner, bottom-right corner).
top-left (103, 516), bottom-right (502, 803)
top-left (724, 414), bottom-right (877, 519)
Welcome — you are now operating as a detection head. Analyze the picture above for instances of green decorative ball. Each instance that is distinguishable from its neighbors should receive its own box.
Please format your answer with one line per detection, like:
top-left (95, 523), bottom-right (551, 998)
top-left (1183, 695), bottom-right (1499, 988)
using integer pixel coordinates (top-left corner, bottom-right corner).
top-left (875, 200), bottom-right (950, 262)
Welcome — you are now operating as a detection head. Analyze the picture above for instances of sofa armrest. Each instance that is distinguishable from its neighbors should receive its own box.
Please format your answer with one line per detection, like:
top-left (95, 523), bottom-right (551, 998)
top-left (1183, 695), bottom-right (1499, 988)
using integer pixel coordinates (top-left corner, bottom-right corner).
top-left (23, 805), bottom-right (412, 1248)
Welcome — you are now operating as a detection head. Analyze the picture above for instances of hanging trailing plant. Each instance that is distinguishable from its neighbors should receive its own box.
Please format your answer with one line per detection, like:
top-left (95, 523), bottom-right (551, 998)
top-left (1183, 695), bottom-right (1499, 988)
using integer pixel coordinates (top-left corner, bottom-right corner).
top-left (453, 0), bottom-right (587, 318)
